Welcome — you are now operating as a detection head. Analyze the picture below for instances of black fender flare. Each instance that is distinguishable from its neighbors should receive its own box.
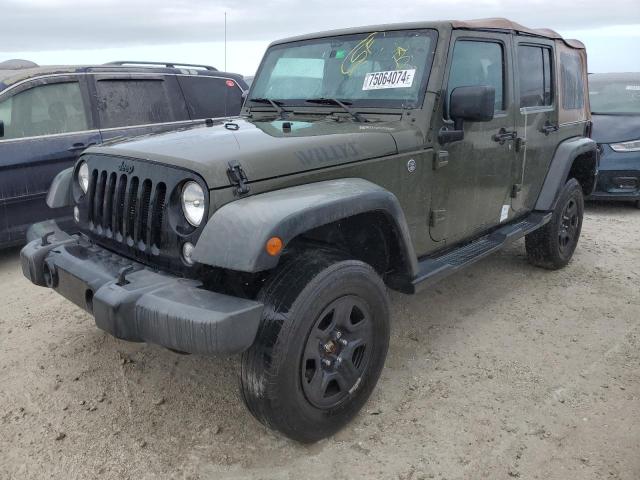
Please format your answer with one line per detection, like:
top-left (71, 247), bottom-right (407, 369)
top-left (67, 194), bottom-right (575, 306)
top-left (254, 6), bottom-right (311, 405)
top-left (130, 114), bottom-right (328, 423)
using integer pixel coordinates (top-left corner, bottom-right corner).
top-left (535, 136), bottom-right (598, 211)
top-left (192, 178), bottom-right (419, 275)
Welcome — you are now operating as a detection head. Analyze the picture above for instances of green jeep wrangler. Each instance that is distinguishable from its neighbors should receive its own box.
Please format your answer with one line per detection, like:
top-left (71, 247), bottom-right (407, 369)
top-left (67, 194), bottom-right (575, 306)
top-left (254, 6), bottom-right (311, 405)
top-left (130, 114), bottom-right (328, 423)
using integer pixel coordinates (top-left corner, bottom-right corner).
top-left (21, 18), bottom-right (598, 442)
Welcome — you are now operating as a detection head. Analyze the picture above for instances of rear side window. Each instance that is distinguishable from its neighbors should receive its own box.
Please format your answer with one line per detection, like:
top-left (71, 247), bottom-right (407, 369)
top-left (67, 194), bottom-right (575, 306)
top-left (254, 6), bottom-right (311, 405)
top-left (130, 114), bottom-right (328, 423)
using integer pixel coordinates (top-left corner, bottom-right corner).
top-left (0, 81), bottom-right (87, 140)
top-left (178, 76), bottom-right (244, 119)
top-left (448, 40), bottom-right (504, 112)
top-left (96, 79), bottom-right (179, 128)
top-left (560, 52), bottom-right (585, 110)
top-left (518, 45), bottom-right (553, 107)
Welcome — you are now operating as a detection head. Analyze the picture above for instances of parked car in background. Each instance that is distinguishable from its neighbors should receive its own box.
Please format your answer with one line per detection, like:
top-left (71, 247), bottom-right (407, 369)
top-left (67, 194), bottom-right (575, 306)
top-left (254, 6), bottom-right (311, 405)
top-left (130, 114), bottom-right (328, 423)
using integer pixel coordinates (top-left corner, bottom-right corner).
top-left (588, 72), bottom-right (640, 208)
top-left (0, 59), bottom-right (248, 247)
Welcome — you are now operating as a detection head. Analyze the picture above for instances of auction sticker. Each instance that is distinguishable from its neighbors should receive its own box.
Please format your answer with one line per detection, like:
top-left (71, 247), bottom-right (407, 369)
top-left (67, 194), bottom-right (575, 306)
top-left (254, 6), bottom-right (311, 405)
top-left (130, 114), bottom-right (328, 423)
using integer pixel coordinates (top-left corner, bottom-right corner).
top-left (363, 69), bottom-right (415, 90)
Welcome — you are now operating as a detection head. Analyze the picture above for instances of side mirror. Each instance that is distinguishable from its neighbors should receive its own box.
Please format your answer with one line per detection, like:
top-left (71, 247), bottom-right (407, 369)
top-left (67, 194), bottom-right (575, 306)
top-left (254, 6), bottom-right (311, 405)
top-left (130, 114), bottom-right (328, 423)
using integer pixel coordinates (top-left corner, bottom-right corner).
top-left (439, 85), bottom-right (496, 144)
top-left (0, 120), bottom-right (4, 138)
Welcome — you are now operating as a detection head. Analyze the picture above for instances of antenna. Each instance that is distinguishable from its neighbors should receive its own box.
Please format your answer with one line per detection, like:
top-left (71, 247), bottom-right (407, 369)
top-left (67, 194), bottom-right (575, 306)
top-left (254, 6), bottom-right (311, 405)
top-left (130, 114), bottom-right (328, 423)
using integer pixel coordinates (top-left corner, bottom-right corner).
top-left (224, 11), bottom-right (227, 72)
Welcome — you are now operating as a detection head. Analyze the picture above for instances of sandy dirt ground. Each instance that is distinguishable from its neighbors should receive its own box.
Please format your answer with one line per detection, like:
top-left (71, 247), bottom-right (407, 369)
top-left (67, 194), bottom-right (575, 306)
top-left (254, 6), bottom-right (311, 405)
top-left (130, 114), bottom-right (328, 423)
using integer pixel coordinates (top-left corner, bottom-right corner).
top-left (1, 202), bottom-right (639, 480)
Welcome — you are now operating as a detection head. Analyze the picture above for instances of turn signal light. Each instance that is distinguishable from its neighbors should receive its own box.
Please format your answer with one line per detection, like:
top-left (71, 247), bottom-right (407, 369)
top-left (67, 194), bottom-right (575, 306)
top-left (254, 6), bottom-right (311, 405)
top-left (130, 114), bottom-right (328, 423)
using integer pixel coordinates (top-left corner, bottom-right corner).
top-left (266, 237), bottom-right (283, 256)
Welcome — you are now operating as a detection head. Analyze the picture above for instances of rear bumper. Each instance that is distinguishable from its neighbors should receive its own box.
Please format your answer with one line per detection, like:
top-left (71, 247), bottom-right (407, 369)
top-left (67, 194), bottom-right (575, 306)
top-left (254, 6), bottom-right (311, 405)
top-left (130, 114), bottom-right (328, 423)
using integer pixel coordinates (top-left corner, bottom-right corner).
top-left (21, 223), bottom-right (264, 355)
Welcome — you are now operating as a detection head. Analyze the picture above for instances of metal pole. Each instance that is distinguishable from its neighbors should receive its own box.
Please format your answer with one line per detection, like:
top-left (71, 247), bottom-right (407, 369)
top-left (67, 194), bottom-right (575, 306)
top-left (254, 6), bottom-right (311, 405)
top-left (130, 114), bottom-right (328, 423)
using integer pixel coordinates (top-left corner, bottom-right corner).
top-left (224, 11), bottom-right (227, 71)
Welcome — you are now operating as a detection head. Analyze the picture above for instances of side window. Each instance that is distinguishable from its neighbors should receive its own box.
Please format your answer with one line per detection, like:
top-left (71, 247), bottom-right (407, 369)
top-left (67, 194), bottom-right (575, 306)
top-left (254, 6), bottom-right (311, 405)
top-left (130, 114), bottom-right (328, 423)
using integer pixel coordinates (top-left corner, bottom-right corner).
top-left (560, 52), bottom-right (585, 110)
top-left (178, 76), bottom-right (244, 119)
top-left (448, 40), bottom-right (504, 112)
top-left (95, 79), bottom-right (178, 128)
top-left (518, 45), bottom-right (553, 108)
top-left (0, 82), bottom-right (87, 140)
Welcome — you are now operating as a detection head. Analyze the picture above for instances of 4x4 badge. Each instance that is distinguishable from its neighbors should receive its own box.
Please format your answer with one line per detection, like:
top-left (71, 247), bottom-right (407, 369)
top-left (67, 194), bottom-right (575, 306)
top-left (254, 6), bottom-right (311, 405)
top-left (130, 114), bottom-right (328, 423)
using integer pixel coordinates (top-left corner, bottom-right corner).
top-left (118, 161), bottom-right (134, 174)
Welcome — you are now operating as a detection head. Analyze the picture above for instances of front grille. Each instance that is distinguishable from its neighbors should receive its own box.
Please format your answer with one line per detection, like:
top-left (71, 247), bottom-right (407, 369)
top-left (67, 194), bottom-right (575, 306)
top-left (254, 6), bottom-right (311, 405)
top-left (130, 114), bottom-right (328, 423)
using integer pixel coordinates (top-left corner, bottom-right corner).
top-left (87, 170), bottom-right (167, 253)
top-left (77, 154), bottom-right (208, 271)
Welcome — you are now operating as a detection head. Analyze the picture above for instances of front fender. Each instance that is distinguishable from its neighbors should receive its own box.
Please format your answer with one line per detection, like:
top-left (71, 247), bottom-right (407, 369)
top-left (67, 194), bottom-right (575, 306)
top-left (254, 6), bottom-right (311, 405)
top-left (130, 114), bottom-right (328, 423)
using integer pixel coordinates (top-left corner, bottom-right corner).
top-left (192, 178), bottom-right (418, 275)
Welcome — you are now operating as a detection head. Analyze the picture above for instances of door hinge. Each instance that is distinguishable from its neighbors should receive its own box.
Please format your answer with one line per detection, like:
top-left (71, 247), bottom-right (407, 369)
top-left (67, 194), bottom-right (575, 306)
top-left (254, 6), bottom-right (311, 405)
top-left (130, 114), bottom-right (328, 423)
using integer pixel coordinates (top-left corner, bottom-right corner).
top-left (429, 209), bottom-right (447, 227)
top-left (227, 160), bottom-right (250, 196)
top-left (433, 150), bottom-right (449, 170)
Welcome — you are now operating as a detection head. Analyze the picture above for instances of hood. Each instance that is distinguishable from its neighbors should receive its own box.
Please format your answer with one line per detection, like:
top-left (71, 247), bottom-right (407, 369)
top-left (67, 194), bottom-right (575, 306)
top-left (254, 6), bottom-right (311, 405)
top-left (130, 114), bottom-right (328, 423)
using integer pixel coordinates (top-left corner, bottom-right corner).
top-left (591, 114), bottom-right (640, 145)
top-left (88, 118), bottom-right (403, 189)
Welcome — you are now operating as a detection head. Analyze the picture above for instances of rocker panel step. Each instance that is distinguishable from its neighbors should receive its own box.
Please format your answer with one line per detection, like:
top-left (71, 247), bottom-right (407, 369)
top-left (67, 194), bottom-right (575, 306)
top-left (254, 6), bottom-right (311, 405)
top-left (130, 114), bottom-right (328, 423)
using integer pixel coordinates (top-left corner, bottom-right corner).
top-left (410, 211), bottom-right (552, 292)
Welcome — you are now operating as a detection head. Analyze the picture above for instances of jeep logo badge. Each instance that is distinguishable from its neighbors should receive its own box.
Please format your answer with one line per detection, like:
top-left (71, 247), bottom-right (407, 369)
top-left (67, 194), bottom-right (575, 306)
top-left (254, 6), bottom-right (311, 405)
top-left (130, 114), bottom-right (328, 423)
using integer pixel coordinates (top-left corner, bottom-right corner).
top-left (118, 161), bottom-right (134, 174)
top-left (407, 159), bottom-right (417, 173)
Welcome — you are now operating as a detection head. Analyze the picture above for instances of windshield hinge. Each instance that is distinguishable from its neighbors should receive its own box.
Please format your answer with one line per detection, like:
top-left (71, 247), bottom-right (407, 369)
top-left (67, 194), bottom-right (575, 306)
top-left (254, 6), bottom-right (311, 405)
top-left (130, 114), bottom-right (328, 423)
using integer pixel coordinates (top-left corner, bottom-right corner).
top-left (227, 160), bottom-right (250, 196)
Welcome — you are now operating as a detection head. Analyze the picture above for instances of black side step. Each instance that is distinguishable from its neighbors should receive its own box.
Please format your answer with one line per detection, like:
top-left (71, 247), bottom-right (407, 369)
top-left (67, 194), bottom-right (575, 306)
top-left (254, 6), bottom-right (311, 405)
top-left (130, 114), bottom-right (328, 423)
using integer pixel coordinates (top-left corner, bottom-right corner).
top-left (399, 211), bottom-right (551, 294)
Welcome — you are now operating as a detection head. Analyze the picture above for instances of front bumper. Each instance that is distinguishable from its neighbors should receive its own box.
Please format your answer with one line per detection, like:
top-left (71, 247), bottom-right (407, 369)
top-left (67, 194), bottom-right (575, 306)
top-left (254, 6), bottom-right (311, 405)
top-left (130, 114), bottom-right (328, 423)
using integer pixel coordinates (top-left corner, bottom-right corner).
top-left (21, 223), bottom-right (264, 355)
top-left (590, 145), bottom-right (640, 202)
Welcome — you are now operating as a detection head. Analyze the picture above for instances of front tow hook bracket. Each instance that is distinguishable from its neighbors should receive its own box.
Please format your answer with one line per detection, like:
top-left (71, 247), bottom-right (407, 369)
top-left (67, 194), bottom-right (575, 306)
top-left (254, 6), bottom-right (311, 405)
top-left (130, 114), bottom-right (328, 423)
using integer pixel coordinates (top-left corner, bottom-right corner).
top-left (117, 265), bottom-right (139, 286)
top-left (41, 231), bottom-right (56, 246)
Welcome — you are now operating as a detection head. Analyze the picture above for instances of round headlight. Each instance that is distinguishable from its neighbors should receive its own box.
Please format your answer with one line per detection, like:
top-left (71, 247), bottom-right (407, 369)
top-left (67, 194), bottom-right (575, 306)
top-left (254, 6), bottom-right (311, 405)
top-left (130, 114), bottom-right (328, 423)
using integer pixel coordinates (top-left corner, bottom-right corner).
top-left (77, 161), bottom-right (89, 194)
top-left (181, 181), bottom-right (205, 227)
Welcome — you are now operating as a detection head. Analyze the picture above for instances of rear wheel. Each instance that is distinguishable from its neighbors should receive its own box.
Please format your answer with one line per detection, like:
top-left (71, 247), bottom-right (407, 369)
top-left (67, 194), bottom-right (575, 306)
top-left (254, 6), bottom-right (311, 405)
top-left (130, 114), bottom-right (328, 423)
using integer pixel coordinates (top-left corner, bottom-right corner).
top-left (240, 250), bottom-right (390, 443)
top-left (525, 178), bottom-right (584, 270)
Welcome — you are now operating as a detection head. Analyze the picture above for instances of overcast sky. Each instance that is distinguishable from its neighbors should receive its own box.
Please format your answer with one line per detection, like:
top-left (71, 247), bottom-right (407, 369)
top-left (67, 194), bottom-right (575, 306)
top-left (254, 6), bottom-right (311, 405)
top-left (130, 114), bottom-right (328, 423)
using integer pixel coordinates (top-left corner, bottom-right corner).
top-left (1, 0), bottom-right (639, 76)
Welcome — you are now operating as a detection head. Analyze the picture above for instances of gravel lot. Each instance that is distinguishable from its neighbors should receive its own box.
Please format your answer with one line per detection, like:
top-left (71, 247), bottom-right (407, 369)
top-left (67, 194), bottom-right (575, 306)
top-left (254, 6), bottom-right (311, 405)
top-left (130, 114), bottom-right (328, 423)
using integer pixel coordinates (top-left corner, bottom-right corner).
top-left (1, 203), bottom-right (639, 480)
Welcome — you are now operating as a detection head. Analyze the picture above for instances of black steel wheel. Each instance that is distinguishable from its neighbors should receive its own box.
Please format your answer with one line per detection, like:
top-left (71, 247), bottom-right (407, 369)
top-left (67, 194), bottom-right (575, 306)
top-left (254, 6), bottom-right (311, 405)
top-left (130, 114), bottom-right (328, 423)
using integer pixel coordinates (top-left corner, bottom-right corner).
top-left (240, 250), bottom-right (389, 443)
top-left (301, 295), bottom-right (374, 409)
top-left (526, 178), bottom-right (584, 270)
top-left (558, 197), bottom-right (580, 257)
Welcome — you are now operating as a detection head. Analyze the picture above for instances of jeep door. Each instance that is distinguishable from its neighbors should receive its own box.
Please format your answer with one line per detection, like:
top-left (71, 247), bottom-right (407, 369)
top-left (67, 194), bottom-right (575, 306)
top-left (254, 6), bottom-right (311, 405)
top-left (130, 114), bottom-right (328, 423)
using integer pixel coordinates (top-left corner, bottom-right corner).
top-left (0, 75), bottom-right (99, 247)
top-left (511, 38), bottom-right (559, 213)
top-left (430, 32), bottom-right (517, 244)
top-left (90, 74), bottom-right (191, 142)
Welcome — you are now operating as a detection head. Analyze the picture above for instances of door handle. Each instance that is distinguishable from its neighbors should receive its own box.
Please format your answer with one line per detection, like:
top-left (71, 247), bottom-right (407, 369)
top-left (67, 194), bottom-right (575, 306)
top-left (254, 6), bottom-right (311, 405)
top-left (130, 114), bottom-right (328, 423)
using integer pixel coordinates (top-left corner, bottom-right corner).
top-left (541, 123), bottom-right (559, 135)
top-left (492, 128), bottom-right (517, 145)
top-left (67, 142), bottom-right (96, 152)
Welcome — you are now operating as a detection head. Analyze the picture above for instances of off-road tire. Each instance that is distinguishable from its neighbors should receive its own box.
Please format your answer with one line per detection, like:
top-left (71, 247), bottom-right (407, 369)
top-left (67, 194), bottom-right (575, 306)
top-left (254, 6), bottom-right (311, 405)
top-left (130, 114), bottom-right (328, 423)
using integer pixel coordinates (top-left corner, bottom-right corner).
top-left (240, 250), bottom-right (390, 443)
top-left (525, 178), bottom-right (584, 270)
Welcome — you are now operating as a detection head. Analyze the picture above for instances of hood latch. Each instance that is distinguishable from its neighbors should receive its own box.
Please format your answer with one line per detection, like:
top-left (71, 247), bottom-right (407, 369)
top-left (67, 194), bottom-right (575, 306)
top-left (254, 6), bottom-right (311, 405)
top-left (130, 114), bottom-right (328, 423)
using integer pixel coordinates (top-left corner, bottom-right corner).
top-left (227, 160), bottom-right (250, 196)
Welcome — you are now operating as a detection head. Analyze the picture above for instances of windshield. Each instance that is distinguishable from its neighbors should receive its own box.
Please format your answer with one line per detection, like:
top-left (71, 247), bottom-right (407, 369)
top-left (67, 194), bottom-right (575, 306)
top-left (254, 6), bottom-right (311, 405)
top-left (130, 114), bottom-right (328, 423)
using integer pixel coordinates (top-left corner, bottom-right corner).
top-left (250, 29), bottom-right (437, 109)
top-left (589, 75), bottom-right (640, 114)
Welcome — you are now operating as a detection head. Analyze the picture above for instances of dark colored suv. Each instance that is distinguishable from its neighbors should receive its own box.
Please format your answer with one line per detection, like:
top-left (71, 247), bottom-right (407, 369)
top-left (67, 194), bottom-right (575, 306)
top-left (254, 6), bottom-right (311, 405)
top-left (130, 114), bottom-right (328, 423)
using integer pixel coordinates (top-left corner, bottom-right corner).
top-left (0, 60), bottom-right (248, 247)
top-left (588, 72), bottom-right (640, 208)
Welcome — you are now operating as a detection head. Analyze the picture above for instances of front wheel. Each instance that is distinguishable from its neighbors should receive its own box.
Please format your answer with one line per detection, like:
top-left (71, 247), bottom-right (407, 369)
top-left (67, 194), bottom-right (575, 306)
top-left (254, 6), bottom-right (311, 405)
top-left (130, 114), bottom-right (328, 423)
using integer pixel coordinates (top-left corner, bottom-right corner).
top-left (525, 178), bottom-right (584, 270)
top-left (240, 251), bottom-right (390, 443)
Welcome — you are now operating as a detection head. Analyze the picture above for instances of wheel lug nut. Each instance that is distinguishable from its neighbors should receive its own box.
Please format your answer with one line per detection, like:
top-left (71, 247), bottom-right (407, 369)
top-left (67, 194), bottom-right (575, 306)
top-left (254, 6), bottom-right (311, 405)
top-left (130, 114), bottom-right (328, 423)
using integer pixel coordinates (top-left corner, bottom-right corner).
top-left (322, 359), bottom-right (332, 367)
top-left (335, 330), bottom-right (342, 339)
top-left (335, 357), bottom-right (342, 365)
top-left (339, 338), bottom-right (348, 346)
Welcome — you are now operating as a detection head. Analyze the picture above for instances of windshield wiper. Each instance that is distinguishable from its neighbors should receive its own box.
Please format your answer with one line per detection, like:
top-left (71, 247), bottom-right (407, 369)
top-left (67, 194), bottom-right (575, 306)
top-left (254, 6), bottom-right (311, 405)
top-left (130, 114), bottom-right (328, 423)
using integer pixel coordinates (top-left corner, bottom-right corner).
top-left (248, 97), bottom-right (288, 118)
top-left (305, 98), bottom-right (367, 123)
